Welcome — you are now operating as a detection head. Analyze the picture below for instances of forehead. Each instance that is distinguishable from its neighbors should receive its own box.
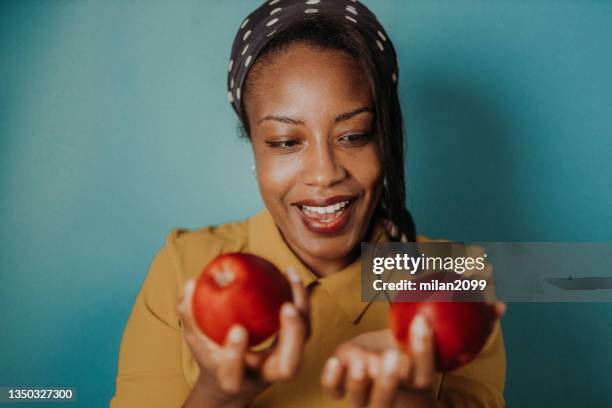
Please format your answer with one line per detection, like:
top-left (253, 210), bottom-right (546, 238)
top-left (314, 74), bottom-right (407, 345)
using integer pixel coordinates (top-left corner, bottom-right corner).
top-left (244, 43), bottom-right (372, 120)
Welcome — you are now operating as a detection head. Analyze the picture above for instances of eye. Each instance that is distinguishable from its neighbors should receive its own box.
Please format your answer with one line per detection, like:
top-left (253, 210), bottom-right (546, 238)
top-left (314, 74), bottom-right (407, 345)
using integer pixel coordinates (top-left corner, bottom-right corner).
top-left (265, 138), bottom-right (300, 149)
top-left (338, 132), bottom-right (373, 146)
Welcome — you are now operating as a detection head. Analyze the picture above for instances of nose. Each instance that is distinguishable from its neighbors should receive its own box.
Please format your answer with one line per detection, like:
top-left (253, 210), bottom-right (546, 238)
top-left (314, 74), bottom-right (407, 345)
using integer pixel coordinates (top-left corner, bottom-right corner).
top-left (301, 138), bottom-right (347, 188)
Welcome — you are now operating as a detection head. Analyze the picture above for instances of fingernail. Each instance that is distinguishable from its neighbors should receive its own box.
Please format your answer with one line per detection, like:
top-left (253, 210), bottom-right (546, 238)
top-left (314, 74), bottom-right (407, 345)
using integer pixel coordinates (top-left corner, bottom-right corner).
top-left (412, 315), bottom-right (430, 336)
top-left (411, 315), bottom-right (430, 353)
top-left (282, 303), bottom-right (298, 317)
top-left (181, 280), bottom-right (194, 305)
top-left (324, 357), bottom-right (340, 381)
top-left (228, 325), bottom-right (246, 343)
top-left (351, 359), bottom-right (365, 381)
top-left (382, 350), bottom-right (399, 374)
top-left (287, 267), bottom-right (301, 284)
top-left (185, 279), bottom-right (195, 296)
top-left (367, 360), bottom-right (379, 378)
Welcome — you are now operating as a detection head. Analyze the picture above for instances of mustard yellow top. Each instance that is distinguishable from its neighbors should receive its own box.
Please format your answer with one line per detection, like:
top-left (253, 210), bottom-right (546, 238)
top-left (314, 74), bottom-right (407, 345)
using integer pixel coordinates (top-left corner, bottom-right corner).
top-left (110, 208), bottom-right (506, 407)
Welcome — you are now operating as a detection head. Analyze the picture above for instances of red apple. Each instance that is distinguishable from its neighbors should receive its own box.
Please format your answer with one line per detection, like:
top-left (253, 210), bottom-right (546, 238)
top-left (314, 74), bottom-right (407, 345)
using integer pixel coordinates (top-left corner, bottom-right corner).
top-left (389, 272), bottom-right (497, 372)
top-left (192, 252), bottom-right (292, 347)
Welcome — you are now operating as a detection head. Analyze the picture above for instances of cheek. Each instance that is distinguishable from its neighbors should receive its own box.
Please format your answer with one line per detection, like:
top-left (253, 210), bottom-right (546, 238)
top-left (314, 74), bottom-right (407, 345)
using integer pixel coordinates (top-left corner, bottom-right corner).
top-left (345, 146), bottom-right (383, 194)
top-left (256, 154), bottom-right (301, 206)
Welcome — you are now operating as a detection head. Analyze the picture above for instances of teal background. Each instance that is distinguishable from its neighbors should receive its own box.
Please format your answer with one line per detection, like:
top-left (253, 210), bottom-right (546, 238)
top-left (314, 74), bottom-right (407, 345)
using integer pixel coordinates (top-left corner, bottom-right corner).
top-left (2, 1), bottom-right (611, 406)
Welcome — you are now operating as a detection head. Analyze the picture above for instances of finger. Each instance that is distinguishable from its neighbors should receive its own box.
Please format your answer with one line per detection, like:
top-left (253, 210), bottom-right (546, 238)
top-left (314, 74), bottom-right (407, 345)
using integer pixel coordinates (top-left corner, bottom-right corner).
top-left (177, 279), bottom-right (215, 352)
top-left (369, 350), bottom-right (401, 408)
top-left (176, 279), bottom-right (196, 331)
top-left (216, 325), bottom-right (249, 394)
top-left (396, 351), bottom-right (412, 383)
top-left (286, 267), bottom-right (310, 318)
top-left (321, 356), bottom-right (345, 400)
top-left (493, 302), bottom-right (507, 318)
top-left (367, 353), bottom-right (382, 379)
top-left (346, 356), bottom-right (370, 408)
top-left (262, 303), bottom-right (307, 381)
top-left (410, 315), bottom-right (435, 390)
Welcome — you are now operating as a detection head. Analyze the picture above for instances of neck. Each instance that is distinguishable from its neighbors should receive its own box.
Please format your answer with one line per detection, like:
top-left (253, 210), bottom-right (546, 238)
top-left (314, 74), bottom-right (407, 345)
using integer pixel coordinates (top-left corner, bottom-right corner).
top-left (280, 219), bottom-right (378, 278)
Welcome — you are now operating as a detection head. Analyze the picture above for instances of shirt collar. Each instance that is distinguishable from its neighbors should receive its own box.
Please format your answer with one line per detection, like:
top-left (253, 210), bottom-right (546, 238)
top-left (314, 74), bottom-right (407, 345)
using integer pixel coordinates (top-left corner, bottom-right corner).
top-left (248, 207), bottom-right (390, 323)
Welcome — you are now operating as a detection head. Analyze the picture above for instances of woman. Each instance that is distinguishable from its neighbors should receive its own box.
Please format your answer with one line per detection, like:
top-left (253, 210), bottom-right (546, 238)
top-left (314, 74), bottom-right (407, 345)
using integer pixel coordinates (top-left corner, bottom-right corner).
top-left (110, 1), bottom-right (506, 407)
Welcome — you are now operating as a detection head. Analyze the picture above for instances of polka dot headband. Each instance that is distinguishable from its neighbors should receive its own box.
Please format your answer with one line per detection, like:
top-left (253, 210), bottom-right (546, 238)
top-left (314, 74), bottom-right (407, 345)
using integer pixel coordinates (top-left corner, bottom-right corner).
top-left (227, 0), bottom-right (399, 118)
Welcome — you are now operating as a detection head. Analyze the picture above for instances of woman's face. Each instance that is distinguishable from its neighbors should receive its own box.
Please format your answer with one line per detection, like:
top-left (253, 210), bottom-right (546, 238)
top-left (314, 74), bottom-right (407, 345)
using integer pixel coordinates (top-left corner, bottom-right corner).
top-left (245, 43), bottom-right (383, 269)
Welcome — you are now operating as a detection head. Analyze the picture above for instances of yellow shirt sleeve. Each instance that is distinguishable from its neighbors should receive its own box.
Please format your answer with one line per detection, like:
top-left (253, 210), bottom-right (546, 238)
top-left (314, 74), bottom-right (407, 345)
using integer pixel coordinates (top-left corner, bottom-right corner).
top-left (109, 236), bottom-right (191, 408)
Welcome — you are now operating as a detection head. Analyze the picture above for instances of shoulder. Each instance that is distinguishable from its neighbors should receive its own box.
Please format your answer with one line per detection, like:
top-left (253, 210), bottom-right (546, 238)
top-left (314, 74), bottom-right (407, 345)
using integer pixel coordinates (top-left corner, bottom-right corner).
top-left (138, 215), bottom-right (252, 326)
top-left (167, 217), bottom-right (249, 254)
top-left (164, 216), bottom-right (251, 281)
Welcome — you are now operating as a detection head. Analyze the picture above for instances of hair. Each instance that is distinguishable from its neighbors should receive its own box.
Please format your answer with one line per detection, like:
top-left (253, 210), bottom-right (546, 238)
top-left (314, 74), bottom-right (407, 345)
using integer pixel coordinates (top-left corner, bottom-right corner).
top-left (237, 16), bottom-right (416, 243)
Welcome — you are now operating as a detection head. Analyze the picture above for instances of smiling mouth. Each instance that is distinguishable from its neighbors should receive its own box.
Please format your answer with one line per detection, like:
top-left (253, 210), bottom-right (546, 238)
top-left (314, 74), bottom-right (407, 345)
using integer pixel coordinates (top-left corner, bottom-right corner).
top-left (298, 200), bottom-right (352, 223)
top-left (291, 195), bottom-right (358, 235)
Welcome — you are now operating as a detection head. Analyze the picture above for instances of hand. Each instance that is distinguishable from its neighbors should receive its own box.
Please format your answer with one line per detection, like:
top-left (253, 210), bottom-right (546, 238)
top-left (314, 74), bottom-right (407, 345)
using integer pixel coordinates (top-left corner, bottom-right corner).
top-left (321, 303), bottom-right (506, 408)
top-left (177, 267), bottom-right (309, 406)
top-left (320, 319), bottom-right (435, 408)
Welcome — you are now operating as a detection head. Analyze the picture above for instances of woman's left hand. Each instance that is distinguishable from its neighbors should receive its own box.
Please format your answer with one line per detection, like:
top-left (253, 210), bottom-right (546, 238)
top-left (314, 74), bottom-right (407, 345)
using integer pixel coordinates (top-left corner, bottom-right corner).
top-left (320, 316), bottom-right (437, 408)
top-left (320, 303), bottom-right (505, 408)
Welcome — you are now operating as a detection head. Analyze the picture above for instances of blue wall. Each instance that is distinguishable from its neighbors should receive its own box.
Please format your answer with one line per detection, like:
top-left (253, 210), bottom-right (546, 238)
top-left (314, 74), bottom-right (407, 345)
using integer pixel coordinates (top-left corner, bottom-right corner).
top-left (2, 1), bottom-right (611, 406)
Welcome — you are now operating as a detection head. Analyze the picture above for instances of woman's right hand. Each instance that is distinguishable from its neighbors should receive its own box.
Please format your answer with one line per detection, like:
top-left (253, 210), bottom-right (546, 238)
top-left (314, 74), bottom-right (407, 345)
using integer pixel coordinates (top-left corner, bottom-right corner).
top-left (177, 267), bottom-right (310, 407)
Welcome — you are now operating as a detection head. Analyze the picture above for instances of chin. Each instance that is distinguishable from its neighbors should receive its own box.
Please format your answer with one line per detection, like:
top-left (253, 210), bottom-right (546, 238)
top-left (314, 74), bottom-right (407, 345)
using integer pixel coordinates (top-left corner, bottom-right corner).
top-left (273, 195), bottom-right (377, 262)
top-left (299, 234), bottom-right (358, 261)
top-left (291, 210), bottom-right (367, 260)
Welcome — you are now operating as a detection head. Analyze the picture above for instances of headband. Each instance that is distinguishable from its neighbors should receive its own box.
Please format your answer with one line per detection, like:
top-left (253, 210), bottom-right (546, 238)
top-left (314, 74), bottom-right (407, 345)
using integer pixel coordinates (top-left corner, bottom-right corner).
top-left (227, 0), bottom-right (399, 118)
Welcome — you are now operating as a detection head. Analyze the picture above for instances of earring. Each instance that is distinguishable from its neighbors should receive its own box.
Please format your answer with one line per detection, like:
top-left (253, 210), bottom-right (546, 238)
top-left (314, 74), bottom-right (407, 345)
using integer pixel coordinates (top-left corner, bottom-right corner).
top-left (251, 164), bottom-right (256, 177)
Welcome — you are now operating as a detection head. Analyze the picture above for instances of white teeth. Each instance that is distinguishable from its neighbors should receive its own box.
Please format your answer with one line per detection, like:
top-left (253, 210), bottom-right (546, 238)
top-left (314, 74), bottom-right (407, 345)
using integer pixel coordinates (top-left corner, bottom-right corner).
top-left (301, 200), bottom-right (349, 214)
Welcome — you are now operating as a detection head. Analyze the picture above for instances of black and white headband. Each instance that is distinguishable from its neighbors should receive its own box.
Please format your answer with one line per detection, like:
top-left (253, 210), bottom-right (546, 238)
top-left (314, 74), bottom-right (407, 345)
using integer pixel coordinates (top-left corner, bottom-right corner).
top-left (227, 0), bottom-right (399, 118)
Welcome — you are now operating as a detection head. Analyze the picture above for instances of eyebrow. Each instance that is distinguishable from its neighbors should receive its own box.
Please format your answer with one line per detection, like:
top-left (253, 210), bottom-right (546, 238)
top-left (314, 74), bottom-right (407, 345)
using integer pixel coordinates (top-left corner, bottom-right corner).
top-left (256, 106), bottom-right (373, 126)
